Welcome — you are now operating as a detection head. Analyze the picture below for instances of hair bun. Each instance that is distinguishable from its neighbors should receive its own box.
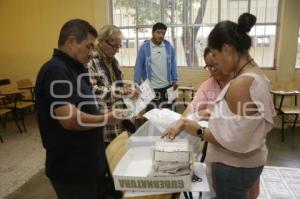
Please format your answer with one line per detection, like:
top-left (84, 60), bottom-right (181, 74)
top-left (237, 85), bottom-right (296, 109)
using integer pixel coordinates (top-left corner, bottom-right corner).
top-left (237, 13), bottom-right (256, 33)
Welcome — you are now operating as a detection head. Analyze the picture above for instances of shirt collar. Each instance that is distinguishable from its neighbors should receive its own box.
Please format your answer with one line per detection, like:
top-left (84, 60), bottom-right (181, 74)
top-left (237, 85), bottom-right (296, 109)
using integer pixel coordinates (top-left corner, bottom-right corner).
top-left (151, 40), bottom-right (164, 48)
top-left (97, 47), bottom-right (114, 63)
top-left (53, 49), bottom-right (86, 73)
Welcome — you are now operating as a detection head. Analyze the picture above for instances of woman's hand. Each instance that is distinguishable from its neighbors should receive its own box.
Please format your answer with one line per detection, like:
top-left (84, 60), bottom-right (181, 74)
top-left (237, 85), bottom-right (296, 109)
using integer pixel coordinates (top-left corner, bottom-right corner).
top-left (161, 119), bottom-right (185, 140)
top-left (161, 118), bottom-right (202, 139)
top-left (195, 109), bottom-right (211, 120)
top-left (183, 119), bottom-right (201, 135)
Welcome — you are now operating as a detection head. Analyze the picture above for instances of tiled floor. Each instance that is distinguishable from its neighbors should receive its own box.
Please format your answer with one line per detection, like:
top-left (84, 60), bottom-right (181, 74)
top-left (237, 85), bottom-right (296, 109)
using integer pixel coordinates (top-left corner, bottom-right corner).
top-left (0, 113), bottom-right (299, 199)
top-left (0, 113), bottom-right (46, 199)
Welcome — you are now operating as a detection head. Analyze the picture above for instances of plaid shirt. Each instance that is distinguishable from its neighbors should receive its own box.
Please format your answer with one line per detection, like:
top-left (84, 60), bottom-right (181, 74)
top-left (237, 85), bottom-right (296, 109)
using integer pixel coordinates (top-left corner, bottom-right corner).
top-left (87, 48), bottom-right (124, 143)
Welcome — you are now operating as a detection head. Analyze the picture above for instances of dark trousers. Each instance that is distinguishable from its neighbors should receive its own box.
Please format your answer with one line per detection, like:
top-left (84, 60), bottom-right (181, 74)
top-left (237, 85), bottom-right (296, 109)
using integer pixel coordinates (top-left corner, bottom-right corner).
top-left (50, 179), bottom-right (106, 199)
top-left (50, 159), bottom-right (122, 199)
top-left (146, 85), bottom-right (176, 112)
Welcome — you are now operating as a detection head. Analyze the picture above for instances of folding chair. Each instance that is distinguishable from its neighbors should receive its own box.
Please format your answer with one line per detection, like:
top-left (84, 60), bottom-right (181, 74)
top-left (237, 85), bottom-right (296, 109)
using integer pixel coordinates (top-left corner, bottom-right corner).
top-left (0, 79), bottom-right (10, 86)
top-left (0, 96), bottom-right (13, 142)
top-left (0, 83), bottom-right (34, 132)
top-left (16, 79), bottom-right (35, 102)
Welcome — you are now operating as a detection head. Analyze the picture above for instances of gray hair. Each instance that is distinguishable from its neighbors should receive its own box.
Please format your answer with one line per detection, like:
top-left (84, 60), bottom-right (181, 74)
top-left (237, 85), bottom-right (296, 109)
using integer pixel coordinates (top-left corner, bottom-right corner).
top-left (98, 24), bottom-right (122, 41)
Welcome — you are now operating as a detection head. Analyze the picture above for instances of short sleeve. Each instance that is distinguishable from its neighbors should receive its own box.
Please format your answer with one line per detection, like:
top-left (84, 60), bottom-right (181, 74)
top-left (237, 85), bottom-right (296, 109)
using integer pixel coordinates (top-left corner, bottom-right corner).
top-left (208, 74), bottom-right (274, 153)
top-left (189, 88), bottom-right (208, 112)
top-left (208, 112), bottom-right (269, 153)
top-left (188, 78), bottom-right (220, 112)
top-left (43, 66), bottom-right (80, 108)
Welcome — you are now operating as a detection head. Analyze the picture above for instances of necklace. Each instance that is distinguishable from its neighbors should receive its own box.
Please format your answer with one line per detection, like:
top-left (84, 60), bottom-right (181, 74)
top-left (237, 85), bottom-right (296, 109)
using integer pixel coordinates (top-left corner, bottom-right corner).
top-left (233, 58), bottom-right (253, 78)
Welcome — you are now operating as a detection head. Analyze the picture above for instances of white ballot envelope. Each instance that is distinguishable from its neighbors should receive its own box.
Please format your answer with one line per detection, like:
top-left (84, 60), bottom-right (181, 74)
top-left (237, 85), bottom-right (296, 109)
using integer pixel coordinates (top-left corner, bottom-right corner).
top-left (167, 87), bottom-right (178, 103)
top-left (143, 109), bottom-right (208, 154)
top-left (123, 80), bottom-right (156, 116)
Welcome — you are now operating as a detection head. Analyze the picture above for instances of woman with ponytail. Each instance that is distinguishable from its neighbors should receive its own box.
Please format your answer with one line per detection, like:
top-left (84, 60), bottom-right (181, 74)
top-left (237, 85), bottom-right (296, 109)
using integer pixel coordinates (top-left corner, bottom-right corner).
top-left (162, 13), bottom-right (276, 199)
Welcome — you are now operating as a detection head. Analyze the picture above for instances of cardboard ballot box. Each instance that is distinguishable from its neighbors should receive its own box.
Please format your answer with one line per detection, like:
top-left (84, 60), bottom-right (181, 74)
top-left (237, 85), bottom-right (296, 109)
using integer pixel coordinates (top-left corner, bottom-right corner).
top-left (113, 146), bottom-right (193, 192)
top-left (123, 161), bottom-right (210, 198)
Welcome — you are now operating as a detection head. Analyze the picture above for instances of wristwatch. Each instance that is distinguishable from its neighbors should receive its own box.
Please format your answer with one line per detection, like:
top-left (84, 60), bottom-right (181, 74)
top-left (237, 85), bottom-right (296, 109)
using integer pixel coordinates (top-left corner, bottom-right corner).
top-left (196, 126), bottom-right (206, 140)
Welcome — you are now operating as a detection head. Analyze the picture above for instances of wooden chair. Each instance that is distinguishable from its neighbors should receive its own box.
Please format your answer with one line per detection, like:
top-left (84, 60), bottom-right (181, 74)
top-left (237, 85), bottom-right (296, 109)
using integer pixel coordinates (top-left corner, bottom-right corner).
top-left (271, 82), bottom-right (300, 141)
top-left (0, 79), bottom-right (11, 109)
top-left (0, 79), bottom-right (10, 86)
top-left (271, 90), bottom-right (300, 142)
top-left (16, 79), bottom-right (35, 102)
top-left (280, 106), bottom-right (300, 142)
top-left (106, 131), bottom-right (129, 172)
top-left (0, 96), bottom-right (12, 143)
top-left (178, 86), bottom-right (195, 108)
top-left (0, 83), bottom-right (34, 132)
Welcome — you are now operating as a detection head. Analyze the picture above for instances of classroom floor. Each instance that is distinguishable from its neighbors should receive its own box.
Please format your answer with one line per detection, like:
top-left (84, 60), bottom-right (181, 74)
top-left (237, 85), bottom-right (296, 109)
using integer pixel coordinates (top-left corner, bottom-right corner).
top-left (0, 112), bottom-right (299, 199)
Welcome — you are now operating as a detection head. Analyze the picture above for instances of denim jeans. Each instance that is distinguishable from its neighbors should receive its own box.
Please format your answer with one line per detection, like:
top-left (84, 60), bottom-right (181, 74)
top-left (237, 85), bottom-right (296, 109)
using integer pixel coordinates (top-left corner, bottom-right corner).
top-left (215, 162), bottom-right (263, 199)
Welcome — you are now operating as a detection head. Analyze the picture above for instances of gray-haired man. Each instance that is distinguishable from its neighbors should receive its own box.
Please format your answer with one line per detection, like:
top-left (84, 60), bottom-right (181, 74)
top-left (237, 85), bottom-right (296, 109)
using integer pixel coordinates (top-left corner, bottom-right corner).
top-left (87, 25), bottom-right (138, 147)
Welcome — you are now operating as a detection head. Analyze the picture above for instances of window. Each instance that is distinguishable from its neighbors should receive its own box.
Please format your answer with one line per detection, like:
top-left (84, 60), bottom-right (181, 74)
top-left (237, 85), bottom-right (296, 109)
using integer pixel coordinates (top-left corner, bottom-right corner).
top-left (256, 36), bottom-right (270, 47)
top-left (296, 28), bottom-right (300, 68)
top-left (110, 0), bottom-right (279, 68)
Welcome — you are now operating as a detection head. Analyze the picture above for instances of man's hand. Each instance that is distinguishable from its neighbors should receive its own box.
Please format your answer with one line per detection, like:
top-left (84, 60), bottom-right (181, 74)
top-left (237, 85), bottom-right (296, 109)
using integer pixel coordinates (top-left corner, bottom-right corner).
top-left (106, 109), bottom-right (125, 125)
top-left (172, 81), bottom-right (178, 90)
top-left (123, 83), bottom-right (141, 100)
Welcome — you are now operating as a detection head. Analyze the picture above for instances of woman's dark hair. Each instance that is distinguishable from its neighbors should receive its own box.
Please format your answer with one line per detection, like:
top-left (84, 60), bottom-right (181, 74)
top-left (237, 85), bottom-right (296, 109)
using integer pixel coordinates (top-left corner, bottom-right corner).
top-left (203, 47), bottom-right (210, 58)
top-left (152, 22), bottom-right (167, 32)
top-left (208, 13), bottom-right (256, 52)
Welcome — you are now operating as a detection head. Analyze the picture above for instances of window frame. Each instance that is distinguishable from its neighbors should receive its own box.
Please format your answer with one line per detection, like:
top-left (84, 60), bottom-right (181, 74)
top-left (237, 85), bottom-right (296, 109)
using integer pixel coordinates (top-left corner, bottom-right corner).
top-left (109, 0), bottom-right (280, 69)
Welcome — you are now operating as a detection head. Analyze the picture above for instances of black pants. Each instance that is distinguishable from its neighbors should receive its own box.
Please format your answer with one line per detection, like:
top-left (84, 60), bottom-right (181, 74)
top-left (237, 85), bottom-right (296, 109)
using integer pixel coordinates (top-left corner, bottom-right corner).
top-left (146, 85), bottom-right (175, 112)
top-left (50, 179), bottom-right (106, 199)
top-left (50, 160), bottom-right (122, 199)
top-left (50, 176), bottom-right (122, 199)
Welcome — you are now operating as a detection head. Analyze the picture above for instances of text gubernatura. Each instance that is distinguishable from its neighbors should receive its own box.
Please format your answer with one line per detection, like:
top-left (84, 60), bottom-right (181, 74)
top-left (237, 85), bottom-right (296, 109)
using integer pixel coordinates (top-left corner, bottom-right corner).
top-left (119, 179), bottom-right (185, 189)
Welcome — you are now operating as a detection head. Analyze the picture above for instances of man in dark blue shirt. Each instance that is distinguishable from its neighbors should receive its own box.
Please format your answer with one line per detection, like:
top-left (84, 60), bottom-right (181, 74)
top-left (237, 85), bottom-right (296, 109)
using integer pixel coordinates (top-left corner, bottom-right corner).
top-left (35, 19), bottom-right (123, 199)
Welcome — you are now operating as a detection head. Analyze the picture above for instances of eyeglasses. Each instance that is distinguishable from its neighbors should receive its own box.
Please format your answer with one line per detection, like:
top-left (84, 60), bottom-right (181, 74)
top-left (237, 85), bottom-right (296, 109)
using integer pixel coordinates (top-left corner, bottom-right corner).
top-left (204, 64), bottom-right (217, 71)
top-left (105, 40), bottom-right (122, 50)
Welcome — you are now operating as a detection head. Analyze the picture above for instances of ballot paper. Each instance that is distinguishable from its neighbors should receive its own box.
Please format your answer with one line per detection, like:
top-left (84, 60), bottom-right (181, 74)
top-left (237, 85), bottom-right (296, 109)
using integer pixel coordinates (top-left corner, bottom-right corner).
top-left (123, 80), bottom-right (155, 116)
top-left (154, 139), bottom-right (189, 152)
top-left (143, 108), bottom-right (208, 132)
top-left (143, 108), bottom-right (181, 132)
top-left (167, 87), bottom-right (178, 103)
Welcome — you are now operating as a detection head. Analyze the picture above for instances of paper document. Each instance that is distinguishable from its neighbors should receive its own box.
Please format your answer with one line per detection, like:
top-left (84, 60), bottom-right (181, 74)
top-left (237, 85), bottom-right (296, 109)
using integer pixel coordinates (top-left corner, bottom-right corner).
top-left (167, 87), bottom-right (178, 103)
top-left (155, 139), bottom-right (189, 152)
top-left (144, 109), bottom-right (209, 132)
top-left (123, 80), bottom-right (155, 116)
top-left (143, 108), bottom-right (181, 132)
